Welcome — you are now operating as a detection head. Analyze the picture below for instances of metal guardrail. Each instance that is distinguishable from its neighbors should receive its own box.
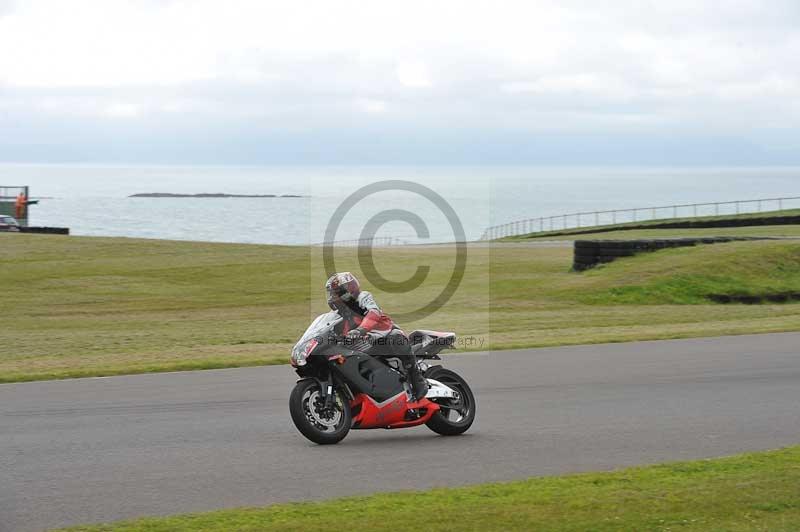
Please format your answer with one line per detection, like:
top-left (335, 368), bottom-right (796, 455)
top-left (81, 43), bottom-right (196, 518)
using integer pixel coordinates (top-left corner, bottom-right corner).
top-left (480, 196), bottom-right (800, 240)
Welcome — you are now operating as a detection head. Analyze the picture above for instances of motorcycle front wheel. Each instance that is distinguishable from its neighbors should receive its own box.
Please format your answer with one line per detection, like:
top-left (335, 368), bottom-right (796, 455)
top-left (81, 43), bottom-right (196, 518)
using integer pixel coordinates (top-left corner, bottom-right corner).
top-left (289, 379), bottom-right (351, 445)
top-left (424, 367), bottom-right (476, 436)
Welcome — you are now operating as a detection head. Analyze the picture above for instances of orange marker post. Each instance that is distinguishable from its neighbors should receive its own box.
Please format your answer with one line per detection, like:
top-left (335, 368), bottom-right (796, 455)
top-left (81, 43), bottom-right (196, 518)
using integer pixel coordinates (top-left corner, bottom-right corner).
top-left (15, 192), bottom-right (27, 220)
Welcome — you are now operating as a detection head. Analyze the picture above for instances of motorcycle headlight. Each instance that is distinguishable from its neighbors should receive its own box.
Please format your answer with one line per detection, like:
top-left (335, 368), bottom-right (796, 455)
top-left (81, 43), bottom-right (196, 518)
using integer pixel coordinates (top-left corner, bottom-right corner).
top-left (290, 338), bottom-right (318, 367)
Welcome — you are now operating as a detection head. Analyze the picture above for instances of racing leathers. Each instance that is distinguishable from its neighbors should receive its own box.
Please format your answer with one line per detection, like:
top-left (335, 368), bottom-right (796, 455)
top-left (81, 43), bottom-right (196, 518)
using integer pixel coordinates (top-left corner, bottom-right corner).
top-left (338, 291), bottom-right (428, 400)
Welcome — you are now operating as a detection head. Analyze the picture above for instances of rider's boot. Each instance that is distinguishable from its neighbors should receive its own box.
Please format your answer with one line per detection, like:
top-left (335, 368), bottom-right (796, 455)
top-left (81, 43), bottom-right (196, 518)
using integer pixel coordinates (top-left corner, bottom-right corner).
top-left (405, 360), bottom-right (429, 402)
top-left (390, 329), bottom-right (428, 402)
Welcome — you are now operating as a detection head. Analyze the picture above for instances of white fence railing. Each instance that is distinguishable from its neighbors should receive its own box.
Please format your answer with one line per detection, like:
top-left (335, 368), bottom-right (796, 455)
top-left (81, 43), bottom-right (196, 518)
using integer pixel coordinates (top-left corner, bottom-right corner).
top-left (480, 196), bottom-right (800, 240)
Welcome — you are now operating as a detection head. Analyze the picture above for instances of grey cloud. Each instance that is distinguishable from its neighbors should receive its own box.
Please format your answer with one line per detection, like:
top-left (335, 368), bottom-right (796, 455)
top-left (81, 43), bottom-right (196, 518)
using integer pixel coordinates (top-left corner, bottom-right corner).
top-left (0, 0), bottom-right (16, 16)
top-left (1, 0), bottom-right (799, 164)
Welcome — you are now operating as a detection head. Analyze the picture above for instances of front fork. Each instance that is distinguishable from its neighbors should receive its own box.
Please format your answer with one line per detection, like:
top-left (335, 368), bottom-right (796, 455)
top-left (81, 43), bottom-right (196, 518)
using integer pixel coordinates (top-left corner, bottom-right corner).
top-left (298, 365), bottom-right (351, 410)
top-left (321, 372), bottom-right (335, 410)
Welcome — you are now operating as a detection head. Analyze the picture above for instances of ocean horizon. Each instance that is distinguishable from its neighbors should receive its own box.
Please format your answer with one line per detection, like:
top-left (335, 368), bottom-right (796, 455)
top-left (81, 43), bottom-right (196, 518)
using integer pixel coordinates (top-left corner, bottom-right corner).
top-left (2, 163), bottom-right (799, 245)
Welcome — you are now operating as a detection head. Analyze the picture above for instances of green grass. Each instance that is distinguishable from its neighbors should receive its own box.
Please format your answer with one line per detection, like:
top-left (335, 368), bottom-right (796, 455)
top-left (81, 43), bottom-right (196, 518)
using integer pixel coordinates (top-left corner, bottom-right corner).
top-left (505, 208), bottom-right (800, 240)
top-left (60, 445), bottom-right (800, 531)
top-left (566, 240), bottom-right (800, 305)
top-left (3, 234), bottom-right (800, 383)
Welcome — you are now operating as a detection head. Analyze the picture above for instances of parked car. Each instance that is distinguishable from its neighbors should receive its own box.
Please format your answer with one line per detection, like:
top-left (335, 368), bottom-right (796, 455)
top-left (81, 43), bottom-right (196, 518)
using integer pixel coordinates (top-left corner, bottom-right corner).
top-left (0, 215), bottom-right (21, 232)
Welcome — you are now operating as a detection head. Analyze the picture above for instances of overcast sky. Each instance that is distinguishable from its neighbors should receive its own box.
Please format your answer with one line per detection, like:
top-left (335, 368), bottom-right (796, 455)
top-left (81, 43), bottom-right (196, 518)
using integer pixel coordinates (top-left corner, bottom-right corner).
top-left (1, 0), bottom-right (799, 164)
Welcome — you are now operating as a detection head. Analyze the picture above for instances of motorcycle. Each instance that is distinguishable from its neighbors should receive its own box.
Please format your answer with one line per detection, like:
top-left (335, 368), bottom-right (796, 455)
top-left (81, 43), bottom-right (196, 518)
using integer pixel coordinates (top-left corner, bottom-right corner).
top-left (288, 311), bottom-right (476, 444)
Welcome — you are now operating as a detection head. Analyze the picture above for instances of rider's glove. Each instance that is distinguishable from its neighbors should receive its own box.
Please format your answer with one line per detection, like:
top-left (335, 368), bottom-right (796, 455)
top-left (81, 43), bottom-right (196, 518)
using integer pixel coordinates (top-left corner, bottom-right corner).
top-left (346, 327), bottom-right (367, 340)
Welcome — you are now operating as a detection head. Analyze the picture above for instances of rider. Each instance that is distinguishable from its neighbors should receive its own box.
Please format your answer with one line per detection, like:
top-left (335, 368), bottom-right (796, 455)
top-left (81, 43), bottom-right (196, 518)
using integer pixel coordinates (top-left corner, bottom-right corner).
top-left (325, 272), bottom-right (429, 400)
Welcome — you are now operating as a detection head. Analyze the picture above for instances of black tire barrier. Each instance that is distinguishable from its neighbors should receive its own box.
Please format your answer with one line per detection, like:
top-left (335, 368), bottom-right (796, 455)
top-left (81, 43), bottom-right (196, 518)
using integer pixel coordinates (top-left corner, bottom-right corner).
top-left (573, 237), bottom-right (770, 271)
top-left (708, 292), bottom-right (800, 304)
top-left (19, 226), bottom-right (70, 235)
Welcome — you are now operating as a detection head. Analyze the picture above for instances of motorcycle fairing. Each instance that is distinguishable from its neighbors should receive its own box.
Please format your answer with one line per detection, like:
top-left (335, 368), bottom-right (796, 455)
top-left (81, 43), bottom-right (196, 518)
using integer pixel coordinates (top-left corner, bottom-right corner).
top-left (350, 392), bottom-right (440, 429)
top-left (424, 378), bottom-right (460, 400)
top-left (334, 351), bottom-right (405, 403)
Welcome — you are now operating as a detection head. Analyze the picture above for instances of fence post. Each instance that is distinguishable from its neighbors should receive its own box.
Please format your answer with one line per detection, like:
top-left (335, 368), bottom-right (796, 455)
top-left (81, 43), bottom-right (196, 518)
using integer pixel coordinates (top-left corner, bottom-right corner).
top-left (595, 212), bottom-right (599, 226)
top-left (715, 203), bottom-right (719, 216)
top-left (633, 209), bottom-right (637, 222)
top-left (693, 204), bottom-right (697, 217)
top-left (673, 205), bottom-right (677, 218)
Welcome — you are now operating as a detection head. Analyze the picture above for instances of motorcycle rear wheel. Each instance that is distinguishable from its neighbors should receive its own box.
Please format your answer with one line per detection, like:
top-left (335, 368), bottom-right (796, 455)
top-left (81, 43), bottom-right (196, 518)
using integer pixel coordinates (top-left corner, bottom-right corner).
top-left (289, 379), bottom-right (351, 445)
top-left (424, 367), bottom-right (476, 436)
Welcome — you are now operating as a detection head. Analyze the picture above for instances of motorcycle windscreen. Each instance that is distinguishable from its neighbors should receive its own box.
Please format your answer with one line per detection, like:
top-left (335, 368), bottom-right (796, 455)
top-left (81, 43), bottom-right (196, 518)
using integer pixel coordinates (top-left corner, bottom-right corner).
top-left (293, 311), bottom-right (341, 350)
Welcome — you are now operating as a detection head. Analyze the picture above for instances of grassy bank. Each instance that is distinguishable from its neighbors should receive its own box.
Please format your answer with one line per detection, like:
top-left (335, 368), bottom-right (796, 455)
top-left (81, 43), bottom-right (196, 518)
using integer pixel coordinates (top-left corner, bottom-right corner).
top-left (572, 239), bottom-right (800, 304)
top-left (61, 445), bottom-right (800, 531)
top-left (2, 234), bottom-right (800, 382)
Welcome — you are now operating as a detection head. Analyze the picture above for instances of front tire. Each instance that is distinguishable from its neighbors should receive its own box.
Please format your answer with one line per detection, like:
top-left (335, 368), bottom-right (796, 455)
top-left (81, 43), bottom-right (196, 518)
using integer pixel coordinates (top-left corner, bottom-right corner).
top-left (425, 367), bottom-right (476, 436)
top-left (289, 379), bottom-right (351, 445)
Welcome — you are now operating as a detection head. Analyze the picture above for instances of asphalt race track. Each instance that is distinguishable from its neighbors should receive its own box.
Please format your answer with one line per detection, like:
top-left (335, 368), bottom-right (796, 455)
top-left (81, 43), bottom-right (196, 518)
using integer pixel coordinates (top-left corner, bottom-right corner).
top-left (2, 333), bottom-right (799, 531)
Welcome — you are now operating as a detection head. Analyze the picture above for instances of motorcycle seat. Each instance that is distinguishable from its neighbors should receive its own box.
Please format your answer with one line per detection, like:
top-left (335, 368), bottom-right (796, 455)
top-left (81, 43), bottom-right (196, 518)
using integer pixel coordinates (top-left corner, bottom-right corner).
top-left (409, 330), bottom-right (456, 345)
top-left (409, 330), bottom-right (456, 358)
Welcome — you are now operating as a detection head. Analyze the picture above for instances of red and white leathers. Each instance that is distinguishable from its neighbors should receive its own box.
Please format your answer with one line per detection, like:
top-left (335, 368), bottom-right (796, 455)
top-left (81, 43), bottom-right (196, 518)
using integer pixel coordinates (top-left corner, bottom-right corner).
top-left (340, 291), bottom-right (396, 339)
top-left (326, 272), bottom-right (427, 399)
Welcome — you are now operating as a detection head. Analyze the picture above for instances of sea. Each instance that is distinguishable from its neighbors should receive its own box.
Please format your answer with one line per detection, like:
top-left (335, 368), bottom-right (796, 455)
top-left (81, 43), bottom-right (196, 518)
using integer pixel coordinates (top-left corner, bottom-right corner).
top-left (2, 164), bottom-right (799, 245)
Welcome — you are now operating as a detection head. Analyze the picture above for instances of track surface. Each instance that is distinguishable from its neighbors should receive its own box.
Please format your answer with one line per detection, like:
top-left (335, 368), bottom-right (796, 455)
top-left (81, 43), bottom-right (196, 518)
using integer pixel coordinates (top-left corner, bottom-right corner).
top-left (2, 333), bottom-right (799, 531)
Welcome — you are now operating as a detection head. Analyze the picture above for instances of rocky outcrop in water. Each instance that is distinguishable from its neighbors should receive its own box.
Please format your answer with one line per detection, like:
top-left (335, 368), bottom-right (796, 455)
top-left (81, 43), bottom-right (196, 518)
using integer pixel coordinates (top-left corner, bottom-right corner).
top-left (130, 193), bottom-right (304, 198)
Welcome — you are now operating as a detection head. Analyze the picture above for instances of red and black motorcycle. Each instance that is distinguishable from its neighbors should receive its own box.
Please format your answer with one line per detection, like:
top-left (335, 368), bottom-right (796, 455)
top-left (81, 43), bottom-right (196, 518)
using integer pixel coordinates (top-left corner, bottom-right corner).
top-left (289, 311), bottom-right (476, 444)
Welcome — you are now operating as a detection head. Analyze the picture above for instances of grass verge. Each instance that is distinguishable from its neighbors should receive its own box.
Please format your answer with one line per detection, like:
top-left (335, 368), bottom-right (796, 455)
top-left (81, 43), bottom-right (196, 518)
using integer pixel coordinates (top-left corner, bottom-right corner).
top-left (60, 445), bottom-right (800, 531)
top-left (2, 234), bottom-right (800, 383)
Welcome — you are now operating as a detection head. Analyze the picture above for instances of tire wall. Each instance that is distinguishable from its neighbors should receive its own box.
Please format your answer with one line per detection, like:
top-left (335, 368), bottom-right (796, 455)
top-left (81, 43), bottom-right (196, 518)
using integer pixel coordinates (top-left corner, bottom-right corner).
top-left (18, 227), bottom-right (70, 235)
top-left (573, 237), bottom-right (766, 271)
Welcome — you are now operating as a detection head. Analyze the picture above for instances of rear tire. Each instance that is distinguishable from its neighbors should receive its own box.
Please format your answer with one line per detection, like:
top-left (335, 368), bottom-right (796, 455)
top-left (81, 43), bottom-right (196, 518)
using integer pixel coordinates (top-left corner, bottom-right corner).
top-left (289, 379), bottom-right (351, 445)
top-left (424, 367), bottom-right (476, 436)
